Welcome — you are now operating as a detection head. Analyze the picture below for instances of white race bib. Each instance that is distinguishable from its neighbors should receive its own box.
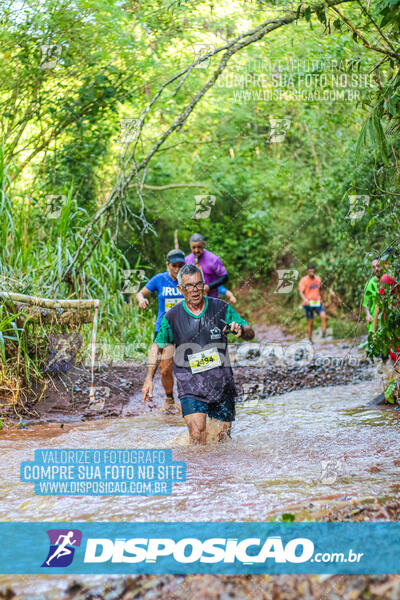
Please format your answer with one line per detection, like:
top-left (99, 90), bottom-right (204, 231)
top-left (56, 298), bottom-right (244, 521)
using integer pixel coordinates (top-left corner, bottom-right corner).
top-left (165, 298), bottom-right (183, 312)
top-left (188, 347), bottom-right (221, 374)
top-left (309, 300), bottom-right (321, 307)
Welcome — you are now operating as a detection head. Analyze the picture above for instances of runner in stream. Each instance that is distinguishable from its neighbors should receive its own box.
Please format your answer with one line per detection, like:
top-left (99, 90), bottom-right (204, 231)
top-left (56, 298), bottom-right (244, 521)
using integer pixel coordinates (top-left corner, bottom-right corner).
top-left (298, 263), bottom-right (327, 343)
top-left (141, 264), bottom-right (255, 443)
top-left (135, 249), bottom-right (185, 413)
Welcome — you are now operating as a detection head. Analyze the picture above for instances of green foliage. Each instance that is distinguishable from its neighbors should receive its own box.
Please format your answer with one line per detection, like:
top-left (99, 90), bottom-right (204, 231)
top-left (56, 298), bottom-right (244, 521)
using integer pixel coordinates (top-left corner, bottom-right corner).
top-left (269, 512), bottom-right (296, 522)
top-left (281, 513), bottom-right (295, 522)
top-left (384, 379), bottom-right (398, 404)
top-left (366, 267), bottom-right (400, 360)
top-left (376, 0), bottom-right (400, 27)
top-left (1, 0), bottom-right (400, 401)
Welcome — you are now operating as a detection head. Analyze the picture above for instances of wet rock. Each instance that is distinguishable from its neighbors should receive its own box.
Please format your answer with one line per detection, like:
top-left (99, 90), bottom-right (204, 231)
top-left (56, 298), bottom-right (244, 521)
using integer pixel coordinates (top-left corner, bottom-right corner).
top-left (234, 352), bottom-right (373, 403)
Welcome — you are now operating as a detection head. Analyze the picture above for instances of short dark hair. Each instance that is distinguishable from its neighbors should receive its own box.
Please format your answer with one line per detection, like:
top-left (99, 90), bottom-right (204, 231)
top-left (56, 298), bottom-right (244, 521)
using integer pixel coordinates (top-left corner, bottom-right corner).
top-left (307, 263), bottom-right (316, 270)
top-left (189, 233), bottom-right (205, 244)
top-left (177, 264), bottom-right (204, 286)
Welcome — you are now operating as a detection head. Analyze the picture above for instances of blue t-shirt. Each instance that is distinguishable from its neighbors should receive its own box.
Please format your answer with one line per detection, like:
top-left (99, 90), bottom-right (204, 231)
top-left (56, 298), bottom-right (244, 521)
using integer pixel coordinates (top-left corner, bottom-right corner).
top-left (144, 272), bottom-right (184, 331)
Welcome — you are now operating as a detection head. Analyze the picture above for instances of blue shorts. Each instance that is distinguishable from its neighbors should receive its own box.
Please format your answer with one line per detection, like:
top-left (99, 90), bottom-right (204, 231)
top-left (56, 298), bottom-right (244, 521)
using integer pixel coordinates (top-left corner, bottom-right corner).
top-left (304, 304), bottom-right (326, 320)
top-left (180, 396), bottom-right (236, 422)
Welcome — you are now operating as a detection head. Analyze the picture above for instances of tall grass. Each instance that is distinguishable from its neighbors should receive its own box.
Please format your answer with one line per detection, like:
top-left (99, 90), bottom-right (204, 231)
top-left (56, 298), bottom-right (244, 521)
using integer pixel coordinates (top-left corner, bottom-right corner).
top-left (0, 145), bottom-right (155, 422)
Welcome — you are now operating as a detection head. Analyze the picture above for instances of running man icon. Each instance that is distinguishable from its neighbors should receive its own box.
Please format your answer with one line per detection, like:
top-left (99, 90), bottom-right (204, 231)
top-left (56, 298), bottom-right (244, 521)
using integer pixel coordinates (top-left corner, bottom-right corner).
top-left (42, 529), bottom-right (82, 568)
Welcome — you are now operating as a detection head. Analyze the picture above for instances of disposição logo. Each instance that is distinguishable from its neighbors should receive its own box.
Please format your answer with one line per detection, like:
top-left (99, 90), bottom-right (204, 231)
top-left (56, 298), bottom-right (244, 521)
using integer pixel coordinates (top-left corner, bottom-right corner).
top-left (41, 529), bottom-right (82, 567)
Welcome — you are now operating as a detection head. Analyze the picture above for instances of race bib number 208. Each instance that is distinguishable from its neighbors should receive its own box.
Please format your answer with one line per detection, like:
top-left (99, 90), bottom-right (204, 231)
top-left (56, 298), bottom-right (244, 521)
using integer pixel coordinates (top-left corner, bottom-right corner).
top-left (188, 347), bottom-right (221, 374)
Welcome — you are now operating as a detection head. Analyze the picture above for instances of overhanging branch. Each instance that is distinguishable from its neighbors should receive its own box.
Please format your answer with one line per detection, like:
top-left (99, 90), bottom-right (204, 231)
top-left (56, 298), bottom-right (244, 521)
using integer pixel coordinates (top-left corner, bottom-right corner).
top-left (58, 0), bottom-right (355, 287)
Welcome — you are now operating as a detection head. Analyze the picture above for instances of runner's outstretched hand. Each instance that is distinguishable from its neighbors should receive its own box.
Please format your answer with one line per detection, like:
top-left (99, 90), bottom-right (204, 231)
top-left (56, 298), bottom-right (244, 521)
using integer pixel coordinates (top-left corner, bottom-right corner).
top-left (142, 378), bottom-right (153, 404)
top-left (225, 291), bottom-right (237, 304)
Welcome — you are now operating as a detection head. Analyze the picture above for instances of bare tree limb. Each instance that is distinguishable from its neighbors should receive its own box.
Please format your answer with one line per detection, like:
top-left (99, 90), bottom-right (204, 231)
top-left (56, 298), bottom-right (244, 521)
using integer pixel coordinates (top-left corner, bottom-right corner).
top-left (325, 0), bottom-right (400, 60)
top-left (140, 182), bottom-right (207, 190)
top-left (58, 0), bottom-right (355, 287)
top-left (355, 0), bottom-right (399, 57)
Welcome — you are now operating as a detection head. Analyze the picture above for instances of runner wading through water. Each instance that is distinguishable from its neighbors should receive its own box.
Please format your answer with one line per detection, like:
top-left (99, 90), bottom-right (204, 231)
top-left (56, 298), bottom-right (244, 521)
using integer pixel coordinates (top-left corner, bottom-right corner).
top-left (185, 233), bottom-right (228, 297)
top-left (136, 249), bottom-right (185, 413)
top-left (298, 263), bottom-right (327, 343)
top-left (141, 264), bottom-right (255, 443)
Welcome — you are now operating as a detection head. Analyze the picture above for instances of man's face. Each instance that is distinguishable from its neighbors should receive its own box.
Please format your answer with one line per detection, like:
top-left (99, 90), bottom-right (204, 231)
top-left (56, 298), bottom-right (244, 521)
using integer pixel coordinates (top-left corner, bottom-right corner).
top-left (167, 261), bottom-right (185, 280)
top-left (190, 241), bottom-right (205, 259)
top-left (307, 268), bottom-right (315, 278)
top-left (372, 260), bottom-right (382, 277)
top-left (178, 272), bottom-right (204, 304)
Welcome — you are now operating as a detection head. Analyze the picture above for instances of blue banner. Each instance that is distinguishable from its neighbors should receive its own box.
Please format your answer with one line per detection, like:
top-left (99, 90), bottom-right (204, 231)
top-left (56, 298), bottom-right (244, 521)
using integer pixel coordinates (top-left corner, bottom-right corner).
top-left (20, 449), bottom-right (186, 496)
top-left (1, 522), bottom-right (400, 574)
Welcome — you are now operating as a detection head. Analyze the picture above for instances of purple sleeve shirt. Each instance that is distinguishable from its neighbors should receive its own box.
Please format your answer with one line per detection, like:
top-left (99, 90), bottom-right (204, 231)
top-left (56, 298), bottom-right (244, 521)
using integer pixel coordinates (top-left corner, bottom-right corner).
top-left (185, 249), bottom-right (227, 298)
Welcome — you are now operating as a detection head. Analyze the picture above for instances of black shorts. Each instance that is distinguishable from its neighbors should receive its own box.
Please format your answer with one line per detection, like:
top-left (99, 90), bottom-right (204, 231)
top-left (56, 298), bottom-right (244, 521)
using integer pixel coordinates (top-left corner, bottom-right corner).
top-left (304, 304), bottom-right (325, 320)
top-left (180, 396), bottom-right (235, 422)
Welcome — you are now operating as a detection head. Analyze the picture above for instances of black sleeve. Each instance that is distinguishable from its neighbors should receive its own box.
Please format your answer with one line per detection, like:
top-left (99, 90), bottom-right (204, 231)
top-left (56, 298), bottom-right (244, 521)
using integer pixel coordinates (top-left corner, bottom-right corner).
top-left (208, 274), bottom-right (228, 290)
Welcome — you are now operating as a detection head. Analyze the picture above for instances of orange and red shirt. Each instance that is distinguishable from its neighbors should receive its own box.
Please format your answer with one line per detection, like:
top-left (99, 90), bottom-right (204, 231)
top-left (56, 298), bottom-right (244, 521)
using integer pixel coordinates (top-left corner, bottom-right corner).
top-left (298, 275), bottom-right (322, 305)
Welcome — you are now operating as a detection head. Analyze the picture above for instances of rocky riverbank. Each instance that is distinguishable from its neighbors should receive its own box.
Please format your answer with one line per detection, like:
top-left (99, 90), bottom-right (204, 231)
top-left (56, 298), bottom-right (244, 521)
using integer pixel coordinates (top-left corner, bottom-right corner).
top-left (2, 572), bottom-right (399, 600)
top-left (15, 338), bottom-right (375, 427)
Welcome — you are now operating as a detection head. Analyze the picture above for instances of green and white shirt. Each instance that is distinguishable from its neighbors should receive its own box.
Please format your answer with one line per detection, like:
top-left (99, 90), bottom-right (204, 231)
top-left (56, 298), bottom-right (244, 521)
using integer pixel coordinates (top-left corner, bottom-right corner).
top-left (155, 297), bottom-right (248, 404)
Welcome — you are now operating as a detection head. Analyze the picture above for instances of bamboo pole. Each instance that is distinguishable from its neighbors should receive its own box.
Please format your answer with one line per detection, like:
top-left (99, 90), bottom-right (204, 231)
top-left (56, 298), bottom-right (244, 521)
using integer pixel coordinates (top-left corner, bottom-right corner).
top-left (0, 291), bottom-right (99, 310)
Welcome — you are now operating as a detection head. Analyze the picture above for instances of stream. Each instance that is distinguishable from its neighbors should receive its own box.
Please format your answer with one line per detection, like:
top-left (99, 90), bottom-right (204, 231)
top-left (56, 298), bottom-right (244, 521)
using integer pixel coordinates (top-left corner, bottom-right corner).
top-left (1, 339), bottom-right (400, 596)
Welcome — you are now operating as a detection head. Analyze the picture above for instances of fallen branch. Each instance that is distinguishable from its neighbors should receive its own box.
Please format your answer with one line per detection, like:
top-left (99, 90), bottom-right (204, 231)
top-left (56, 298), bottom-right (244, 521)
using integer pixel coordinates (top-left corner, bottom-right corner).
top-left (0, 291), bottom-right (99, 310)
top-left (141, 182), bottom-right (207, 190)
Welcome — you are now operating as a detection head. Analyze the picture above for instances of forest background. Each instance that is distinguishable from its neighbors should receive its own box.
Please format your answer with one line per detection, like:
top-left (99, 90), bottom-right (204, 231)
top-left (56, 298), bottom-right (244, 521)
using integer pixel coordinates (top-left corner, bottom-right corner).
top-left (0, 0), bottom-right (399, 393)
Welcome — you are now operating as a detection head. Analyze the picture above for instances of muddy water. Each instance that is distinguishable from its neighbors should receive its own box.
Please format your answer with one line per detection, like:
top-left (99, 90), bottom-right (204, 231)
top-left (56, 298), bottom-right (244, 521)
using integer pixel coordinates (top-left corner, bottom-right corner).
top-left (1, 377), bottom-right (400, 596)
top-left (2, 379), bottom-right (400, 524)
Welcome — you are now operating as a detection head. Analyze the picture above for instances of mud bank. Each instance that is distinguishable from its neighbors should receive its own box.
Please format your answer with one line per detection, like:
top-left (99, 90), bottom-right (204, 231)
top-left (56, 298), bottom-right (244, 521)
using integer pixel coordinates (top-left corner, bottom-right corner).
top-left (19, 352), bottom-right (373, 426)
top-left (5, 326), bottom-right (376, 426)
top-left (315, 497), bottom-right (400, 522)
top-left (1, 573), bottom-right (400, 600)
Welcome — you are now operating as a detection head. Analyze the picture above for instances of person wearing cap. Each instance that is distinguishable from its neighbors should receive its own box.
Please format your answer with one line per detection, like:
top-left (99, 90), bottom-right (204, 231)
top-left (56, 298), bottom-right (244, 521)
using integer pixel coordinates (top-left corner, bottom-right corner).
top-left (136, 249), bottom-right (185, 412)
top-left (185, 233), bottom-right (228, 298)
